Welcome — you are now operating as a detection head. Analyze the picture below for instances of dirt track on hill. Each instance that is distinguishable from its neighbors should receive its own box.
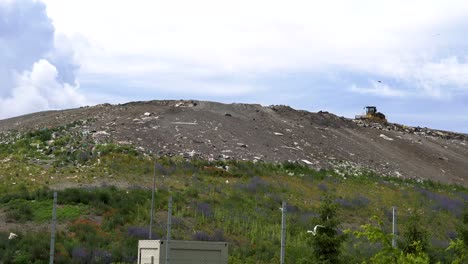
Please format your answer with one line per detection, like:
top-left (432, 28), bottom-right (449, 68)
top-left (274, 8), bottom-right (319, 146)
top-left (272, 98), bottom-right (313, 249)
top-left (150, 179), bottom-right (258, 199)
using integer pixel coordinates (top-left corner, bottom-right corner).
top-left (1, 100), bottom-right (467, 186)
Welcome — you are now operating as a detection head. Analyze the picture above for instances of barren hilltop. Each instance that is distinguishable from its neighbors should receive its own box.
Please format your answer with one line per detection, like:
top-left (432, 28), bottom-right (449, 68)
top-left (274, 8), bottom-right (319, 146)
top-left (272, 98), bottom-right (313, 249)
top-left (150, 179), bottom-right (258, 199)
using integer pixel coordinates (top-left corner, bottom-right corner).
top-left (1, 100), bottom-right (467, 186)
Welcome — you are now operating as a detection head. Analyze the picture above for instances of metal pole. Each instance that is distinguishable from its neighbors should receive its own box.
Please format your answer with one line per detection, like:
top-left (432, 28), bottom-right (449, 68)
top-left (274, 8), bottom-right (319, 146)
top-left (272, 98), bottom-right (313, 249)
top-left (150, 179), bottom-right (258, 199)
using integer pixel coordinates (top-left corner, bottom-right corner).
top-left (149, 162), bottom-right (156, 239)
top-left (49, 191), bottom-right (57, 264)
top-left (392, 206), bottom-right (397, 248)
top-left (280, 201), bottom-right (286, 264)
top-left (166, 196), bottom-right (173, 264)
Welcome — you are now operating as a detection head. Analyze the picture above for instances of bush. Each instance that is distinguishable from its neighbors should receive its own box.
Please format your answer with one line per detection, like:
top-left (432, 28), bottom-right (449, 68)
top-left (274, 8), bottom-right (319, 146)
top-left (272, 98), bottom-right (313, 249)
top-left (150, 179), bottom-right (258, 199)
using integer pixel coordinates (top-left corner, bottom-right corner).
top-left (399, 213), bottom-right (429, 255)
top-left (27, 128), bottom-right (53, 142)
top-left (5, 202), bottom-right (33, 223)
top-left (310, 194), bottom-right (346, 264)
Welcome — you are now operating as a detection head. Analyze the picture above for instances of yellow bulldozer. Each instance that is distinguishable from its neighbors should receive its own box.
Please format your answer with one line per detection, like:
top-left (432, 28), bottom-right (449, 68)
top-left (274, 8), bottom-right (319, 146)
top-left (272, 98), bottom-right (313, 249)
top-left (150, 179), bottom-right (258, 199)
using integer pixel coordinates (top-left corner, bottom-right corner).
top-left (355, 106), bottom-right (387, 123)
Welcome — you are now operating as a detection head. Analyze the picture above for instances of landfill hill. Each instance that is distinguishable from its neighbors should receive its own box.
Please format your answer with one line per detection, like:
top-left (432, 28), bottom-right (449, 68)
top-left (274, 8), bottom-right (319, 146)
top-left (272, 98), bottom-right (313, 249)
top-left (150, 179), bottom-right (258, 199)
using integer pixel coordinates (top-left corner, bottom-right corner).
top-left (1, 100), bottom-right (467, 186)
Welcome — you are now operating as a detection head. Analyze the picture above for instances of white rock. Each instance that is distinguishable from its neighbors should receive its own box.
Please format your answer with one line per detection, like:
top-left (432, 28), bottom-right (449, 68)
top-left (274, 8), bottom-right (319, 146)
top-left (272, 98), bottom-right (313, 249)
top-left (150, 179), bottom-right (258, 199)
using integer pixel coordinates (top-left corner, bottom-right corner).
top-left (379, 134), bottom-right (394, 141)
top-left (301, 159), bottom-right (314, 165)
top-left (8, 233), bottom-right (17, 240)
top-left (171, 122), bottom-right (198, 125)
top-left (143, 112), bottom-right (151, 117)
top-left (94, 131), bottom-right (110, 136)
top-left (274, 132), bottom-right (284, 136)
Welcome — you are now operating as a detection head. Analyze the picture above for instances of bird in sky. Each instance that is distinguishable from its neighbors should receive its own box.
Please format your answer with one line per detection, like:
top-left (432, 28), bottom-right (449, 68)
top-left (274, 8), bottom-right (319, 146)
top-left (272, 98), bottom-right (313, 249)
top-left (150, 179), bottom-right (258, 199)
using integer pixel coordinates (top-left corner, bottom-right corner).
top-left (307, 225), bottom-right (325, 236)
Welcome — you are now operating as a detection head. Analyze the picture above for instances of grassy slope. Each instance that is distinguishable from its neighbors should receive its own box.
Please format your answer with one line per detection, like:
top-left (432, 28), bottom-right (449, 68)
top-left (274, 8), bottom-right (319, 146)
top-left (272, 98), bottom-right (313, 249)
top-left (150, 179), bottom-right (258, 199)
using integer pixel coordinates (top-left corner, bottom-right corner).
top-left (0, 124), bottom-right (466, 263)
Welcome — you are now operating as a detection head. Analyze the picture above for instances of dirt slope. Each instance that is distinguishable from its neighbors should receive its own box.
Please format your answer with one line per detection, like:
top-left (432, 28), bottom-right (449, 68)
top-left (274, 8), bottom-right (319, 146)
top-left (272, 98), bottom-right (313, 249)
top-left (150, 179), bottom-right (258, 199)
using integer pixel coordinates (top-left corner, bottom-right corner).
top-left (1, 100), bottom-right (467, 186)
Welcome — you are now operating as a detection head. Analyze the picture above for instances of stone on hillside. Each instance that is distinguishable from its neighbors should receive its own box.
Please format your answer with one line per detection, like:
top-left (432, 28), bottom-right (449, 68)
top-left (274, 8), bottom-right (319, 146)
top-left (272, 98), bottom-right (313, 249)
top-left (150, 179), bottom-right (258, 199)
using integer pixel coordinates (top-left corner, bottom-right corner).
top-left (237, 143), bottom-right (247, 148)
top-left (439, 156), bottom-right (449, 161)
top-left (379, 134), bottom-right (394, 141)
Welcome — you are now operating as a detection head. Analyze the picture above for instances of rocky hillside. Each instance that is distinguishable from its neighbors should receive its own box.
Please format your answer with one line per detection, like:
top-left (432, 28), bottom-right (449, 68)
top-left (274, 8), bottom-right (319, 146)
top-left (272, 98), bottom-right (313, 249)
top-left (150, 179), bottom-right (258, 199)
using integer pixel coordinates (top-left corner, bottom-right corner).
top-left (1, 100), bottom-right (467, 186)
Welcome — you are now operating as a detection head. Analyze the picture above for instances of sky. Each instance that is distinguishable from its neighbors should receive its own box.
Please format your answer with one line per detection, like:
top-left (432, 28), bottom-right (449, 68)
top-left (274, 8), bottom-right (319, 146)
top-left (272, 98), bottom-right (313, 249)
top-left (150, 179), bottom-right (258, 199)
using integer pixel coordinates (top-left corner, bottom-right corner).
top-left (1, 0), bottom-right (468, 133)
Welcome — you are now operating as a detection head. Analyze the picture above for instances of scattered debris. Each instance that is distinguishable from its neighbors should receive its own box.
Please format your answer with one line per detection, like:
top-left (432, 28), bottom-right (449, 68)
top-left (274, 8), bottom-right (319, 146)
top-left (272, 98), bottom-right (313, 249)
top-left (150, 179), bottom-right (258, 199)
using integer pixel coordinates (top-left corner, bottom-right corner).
top-left (171, 122), bottom-right (198, 125)
top-left (354, 119), bottom-right (467, 141)
top-left (379, 134), bottom-right (394, 141)
top-left (281, 146), bottom-right (300, 151)
top-left (0, 99), bottom-right (467, 186)
top-left (439, 156), bottom-right (449, 162)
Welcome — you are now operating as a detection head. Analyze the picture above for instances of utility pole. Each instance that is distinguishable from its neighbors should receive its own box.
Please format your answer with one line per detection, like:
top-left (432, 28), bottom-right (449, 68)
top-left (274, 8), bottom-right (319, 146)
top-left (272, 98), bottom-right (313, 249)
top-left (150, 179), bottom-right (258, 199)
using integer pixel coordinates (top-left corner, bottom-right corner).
top-left (149, 162), bottom-right (156, 239)
top-left (280, 201), bottom-right (287, 264)
top-left (49, 192), bottom-right (57, 264)
top-left (392, 206), bottom-right (397, 248)
top-left (166, 196), bottom-right (173, 264)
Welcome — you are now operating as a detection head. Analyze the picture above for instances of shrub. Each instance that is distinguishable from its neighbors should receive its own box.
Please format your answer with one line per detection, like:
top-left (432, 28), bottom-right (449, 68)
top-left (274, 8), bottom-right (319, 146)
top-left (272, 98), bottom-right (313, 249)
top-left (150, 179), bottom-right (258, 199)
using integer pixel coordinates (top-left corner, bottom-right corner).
top-left (196, 202), bottom-right (213, 218)
top-left (310, 194), bottom-right (346, 264)
top-left (5, 202), bottom-right (33, 223)
top-left (192, 229), bottom-right (225, 242)
top-left (335, 195), bottom-right (370, 209)
top-left (399, 213), bottom-right (429, 255)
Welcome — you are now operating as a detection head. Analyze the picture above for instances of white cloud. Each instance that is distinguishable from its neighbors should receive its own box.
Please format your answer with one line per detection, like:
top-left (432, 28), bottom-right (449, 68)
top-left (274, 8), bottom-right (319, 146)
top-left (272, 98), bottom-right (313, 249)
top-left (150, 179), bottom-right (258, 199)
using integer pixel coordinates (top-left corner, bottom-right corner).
top-left (417, 57), bottom-right (468, 93)
top-left (350, 57), bottom-right (468, 98)
top-left (0, 60), bottom-right (86, 119)
top-left (40, 0), bottom-right (468, 99)
top-left (350, 81), bottom-right (408, 98)
top-left (0, 0), bottom-right (87, 119)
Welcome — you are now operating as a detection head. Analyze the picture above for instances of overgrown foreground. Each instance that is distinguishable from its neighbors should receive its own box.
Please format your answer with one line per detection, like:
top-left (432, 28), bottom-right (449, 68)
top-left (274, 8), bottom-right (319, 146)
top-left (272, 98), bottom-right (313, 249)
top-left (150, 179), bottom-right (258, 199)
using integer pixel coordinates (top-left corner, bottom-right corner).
top-left (0, 127), bottom-right (467, 263)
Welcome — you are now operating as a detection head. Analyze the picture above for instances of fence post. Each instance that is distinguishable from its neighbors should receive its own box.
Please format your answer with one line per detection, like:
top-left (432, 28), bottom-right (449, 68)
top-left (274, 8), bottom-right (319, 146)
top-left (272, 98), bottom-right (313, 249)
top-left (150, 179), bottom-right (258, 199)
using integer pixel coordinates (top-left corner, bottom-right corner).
top-left (392, 206), bottom-right (397, 248)
top-left (280, 201), bottom-right (287, 264)
top-left (149, 162), bottom-right (156, 239)
top-left (49, 191), bottom-right (57, 264)
top-left (166, 195), bottom-right (173, 264)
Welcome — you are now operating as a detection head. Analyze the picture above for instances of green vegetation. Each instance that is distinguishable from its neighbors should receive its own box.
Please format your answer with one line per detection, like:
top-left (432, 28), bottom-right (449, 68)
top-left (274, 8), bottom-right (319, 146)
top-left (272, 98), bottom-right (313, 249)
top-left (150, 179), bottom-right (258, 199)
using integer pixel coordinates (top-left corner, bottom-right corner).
top-left (310, 194), bottom-right (346, 264)
top-left (349, 217), bottom-right (431, 264)
top-left (0, 126), bottom-right (467, 263)
top-left (447, 206), bottom-right (468, 264)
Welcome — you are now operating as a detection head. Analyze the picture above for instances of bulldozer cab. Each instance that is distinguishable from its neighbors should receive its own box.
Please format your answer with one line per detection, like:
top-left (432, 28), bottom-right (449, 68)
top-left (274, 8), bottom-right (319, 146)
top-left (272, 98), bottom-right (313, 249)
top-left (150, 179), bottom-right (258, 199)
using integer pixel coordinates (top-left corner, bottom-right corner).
top-left (355, 106), bottom-right (387, 123)
top-left (365, 106), bottom-right (377, 115)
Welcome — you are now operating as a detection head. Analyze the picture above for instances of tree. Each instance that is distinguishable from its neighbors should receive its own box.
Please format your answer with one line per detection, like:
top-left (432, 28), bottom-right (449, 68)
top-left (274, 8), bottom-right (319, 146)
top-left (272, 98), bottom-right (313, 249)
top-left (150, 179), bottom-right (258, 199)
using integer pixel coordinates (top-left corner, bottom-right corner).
top-left (400, 212), bottom-right (429, 255)
top-left (459, 203), bottom-right (468, 246)
top-left (310, 194), bottom-right (346, 264)
top-left (448, 203), bottom-right (468, 264)
top-left (349, 216), bottom-right (430, 264)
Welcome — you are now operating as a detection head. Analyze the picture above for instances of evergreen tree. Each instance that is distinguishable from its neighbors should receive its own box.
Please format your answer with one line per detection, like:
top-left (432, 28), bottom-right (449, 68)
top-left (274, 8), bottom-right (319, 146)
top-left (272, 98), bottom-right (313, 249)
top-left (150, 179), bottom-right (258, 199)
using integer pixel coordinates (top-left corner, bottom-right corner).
top-left (310, 194), bottom-right (346, 264)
